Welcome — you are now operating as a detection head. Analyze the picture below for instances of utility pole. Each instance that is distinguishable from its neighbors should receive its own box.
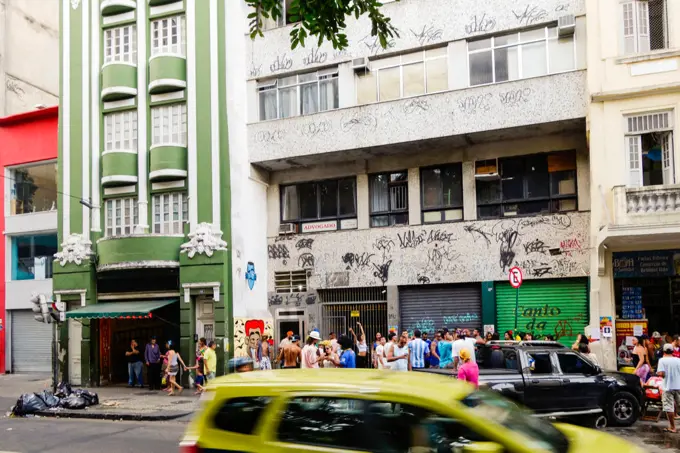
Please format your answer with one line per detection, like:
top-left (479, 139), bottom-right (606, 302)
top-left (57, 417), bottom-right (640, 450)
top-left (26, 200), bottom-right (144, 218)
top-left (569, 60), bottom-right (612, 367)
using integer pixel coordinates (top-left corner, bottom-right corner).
top-left (31, 293), bottom-right (60, 392)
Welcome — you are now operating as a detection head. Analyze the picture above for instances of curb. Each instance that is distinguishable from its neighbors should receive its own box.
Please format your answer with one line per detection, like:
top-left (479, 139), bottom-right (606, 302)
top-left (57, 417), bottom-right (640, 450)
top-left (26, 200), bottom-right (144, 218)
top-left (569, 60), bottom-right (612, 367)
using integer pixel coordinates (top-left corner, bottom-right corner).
top-left (32, 409), bottom-right (192, 421)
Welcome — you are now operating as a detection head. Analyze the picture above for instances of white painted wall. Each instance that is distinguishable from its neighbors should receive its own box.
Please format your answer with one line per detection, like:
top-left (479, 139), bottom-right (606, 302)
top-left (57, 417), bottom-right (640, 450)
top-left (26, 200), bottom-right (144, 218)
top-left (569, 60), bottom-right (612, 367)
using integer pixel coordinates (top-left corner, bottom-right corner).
top-left (226, 0), bottom-right (269, 319)
top-left (0, 0), bottom-right (59, 116)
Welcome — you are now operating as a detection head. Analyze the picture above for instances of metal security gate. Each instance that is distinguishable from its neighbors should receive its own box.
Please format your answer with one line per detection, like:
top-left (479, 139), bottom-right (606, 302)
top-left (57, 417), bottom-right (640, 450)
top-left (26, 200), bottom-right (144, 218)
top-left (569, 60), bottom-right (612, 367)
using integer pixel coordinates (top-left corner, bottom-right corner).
top-left (11, 310), bottom-right (52, 373)
top-left (399, 285), bottom-right (482, 335)
top-left (496, 278), bottom-right (588, 347)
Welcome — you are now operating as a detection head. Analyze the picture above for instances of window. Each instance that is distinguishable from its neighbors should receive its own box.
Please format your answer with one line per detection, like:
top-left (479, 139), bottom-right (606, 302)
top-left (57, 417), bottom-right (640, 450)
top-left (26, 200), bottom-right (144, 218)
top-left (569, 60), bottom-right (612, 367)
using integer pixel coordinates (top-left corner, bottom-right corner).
top-left (357, 47), bottom-right (448, 104)
top-left (152, 192), bottom-right (188, 234)
top-left (625, 111), bottom-right (674, 187)
top-left (281, 178), bottom-right (356, 230)
top-left (277, 397), bottom-right (367, 450)
top-left (105, 197), bottom-right (138, 237)
top-left (10, 163), bottom-right (58, 215)
top-left (475, 151), bottom-right (578, 219)
top-left (557, 352), bottom-right (596, 375)
top-left (258, 69), bottom-right (339, 121)
top-left (104, 25), bottom-right (137, 65)
top-left (369, 171), bottom-right (408, 227)
top-left (621, 0), bottom-right (668, 55)
top-left (212, 397), bottom-right (271, 434)
top-left (151, 104), bottom-right (188, 146)
top-left (260, 0), bottom-right (297, 30)
top-left (11, 234), bottom-right (58, 280)
top-left (526, 352), bottom-right (554, 375)
top-left (468, 26), bottom-right (574, 86)
top-left (420, 164), bottom-right (463, 223)
top-left (151, 15), bottom-right (186, 57)
top-left (275, 270), bottom-right (308, 293)
top-left (104, 110), bottom-right (138, 151)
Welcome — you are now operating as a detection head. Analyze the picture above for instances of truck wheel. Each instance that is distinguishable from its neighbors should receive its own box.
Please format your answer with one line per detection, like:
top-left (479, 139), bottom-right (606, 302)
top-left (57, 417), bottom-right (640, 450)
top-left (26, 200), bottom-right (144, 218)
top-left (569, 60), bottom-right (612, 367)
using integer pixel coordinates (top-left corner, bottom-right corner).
top-left (608, 392), bottom-right (639, 426)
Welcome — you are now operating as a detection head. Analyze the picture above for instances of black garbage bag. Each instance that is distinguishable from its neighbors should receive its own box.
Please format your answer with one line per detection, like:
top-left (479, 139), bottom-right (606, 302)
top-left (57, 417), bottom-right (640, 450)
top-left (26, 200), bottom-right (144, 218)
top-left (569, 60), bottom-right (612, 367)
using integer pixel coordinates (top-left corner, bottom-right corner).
top-left (59, 395), bottom-right (87, 410)
top-left (72, 389), bottom-right (99, 406)
top-left (55, 382), bottom-right (72, 398)
top-left (11, 393), bottom-right (47, 416)
top-left (37, 390), bottom-right (60, 408)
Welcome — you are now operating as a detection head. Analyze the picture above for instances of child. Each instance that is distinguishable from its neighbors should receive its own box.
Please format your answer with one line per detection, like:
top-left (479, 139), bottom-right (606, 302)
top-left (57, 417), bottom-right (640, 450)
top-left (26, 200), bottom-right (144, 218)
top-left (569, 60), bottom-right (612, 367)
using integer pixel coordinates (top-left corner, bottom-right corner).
top-left (185, 356), bottom-right (206, 394)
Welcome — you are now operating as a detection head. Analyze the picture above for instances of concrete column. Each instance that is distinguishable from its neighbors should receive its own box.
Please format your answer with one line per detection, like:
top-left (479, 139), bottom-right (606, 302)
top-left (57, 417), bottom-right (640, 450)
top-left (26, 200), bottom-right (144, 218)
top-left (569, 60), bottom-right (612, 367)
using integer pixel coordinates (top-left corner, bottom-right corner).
top-left (246, 80), bottom-right (258, 123)
top-left (267, 184), bottom-right (280, 237)
top-left (448, 40), bottom-right (467, 91)
top-left (576, 147), bottom-right (591, 212)
top-left (338, 62), bottom-right (355, 109)
top-left (462, 161), bottom-right (477, 221)
top-left (589, 249), bottom-right (617, 370)
top-left (387, 285), bottom-right (399, 331)
top-left (356, 174), bottom-right (369, 229)
top-left (408, 168), bottom-right (421, 226)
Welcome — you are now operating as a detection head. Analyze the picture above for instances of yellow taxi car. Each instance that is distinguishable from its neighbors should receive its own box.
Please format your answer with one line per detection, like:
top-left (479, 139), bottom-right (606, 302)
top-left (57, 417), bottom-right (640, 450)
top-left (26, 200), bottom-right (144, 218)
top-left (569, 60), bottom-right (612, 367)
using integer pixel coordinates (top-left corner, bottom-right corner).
top-left (180, 369), bottom-right (644, 453)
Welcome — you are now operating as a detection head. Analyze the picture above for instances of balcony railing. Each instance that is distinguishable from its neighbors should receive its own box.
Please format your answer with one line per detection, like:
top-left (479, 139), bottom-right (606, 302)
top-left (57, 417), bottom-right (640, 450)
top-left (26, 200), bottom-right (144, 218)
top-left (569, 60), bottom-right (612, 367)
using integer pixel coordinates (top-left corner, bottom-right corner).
top-left (611, 185), bottom-right (680, 227)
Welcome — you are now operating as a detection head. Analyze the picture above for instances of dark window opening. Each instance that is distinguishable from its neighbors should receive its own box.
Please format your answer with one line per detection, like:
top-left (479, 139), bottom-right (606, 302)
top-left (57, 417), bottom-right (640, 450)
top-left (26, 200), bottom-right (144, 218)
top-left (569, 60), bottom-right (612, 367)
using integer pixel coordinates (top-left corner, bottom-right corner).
top-left (281, 178), bottom-right (357, 231)
top-left (421, 164), bottom-right (464, 223)
top-left (370, 171), bottom-right (409, 227)
top-left (212, 397), bottom-right (272, 435)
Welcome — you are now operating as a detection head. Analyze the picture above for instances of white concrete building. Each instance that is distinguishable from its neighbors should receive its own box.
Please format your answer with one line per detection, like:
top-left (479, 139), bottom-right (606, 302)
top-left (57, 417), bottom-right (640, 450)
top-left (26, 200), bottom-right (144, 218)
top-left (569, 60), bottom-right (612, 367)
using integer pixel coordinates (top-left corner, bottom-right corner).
top-left (0, 0), bottom-right (59, 116)
top-left (237, 0), bottom-right (594, 349)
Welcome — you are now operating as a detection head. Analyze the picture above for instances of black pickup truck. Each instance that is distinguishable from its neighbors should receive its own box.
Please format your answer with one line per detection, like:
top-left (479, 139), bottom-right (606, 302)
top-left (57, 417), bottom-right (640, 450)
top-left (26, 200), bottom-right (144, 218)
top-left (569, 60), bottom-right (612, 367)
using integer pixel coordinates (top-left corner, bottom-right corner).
top-left (417, 341), bottom-right (643, 428)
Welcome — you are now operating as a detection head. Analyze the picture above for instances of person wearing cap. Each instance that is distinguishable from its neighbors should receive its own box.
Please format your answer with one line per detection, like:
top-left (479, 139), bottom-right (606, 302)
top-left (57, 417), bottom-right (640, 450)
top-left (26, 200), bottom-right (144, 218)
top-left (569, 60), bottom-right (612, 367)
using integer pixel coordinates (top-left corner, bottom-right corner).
top-left (457, 348), bottom-right (479, 388)
top-left (658, 343), bottom-right (680, 433)
top-left (301, 331), bottom-right (323, 368)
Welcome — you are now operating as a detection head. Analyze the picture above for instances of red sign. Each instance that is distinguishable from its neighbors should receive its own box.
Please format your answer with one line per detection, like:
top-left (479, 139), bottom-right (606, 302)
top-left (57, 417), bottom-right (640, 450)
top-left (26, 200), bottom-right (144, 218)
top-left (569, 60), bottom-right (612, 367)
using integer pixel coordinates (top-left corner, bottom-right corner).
top-left (509, 267), bottom-right (523, 288)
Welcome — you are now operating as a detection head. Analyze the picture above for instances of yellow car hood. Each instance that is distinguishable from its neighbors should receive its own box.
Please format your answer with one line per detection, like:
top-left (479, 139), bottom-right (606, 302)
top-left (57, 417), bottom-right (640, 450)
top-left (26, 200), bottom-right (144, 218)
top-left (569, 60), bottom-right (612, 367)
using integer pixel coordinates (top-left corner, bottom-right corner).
top-left (555, 424), bottom-right (645, 453)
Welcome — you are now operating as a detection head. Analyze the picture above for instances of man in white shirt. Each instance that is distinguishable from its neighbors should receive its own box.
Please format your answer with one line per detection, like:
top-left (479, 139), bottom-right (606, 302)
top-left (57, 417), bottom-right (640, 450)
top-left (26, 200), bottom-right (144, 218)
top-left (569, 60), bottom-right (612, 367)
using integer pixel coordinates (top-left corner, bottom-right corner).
top-left (658, 343), bottom-right (680, 433)
top-left (453, 329), bottom-right (477, 369)
top-left (375, 337), bottom-right (387, 369)
top-left (390, 335), bottom-right (410, 372)
top-left (384, 332), bottom-right (397, 370)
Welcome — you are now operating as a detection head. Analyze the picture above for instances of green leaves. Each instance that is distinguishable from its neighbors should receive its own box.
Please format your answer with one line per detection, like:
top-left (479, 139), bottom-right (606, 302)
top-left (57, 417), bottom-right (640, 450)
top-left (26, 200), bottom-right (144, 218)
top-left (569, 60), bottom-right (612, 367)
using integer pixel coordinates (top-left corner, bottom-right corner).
top-left (245, 0), bottom-right (400, 51)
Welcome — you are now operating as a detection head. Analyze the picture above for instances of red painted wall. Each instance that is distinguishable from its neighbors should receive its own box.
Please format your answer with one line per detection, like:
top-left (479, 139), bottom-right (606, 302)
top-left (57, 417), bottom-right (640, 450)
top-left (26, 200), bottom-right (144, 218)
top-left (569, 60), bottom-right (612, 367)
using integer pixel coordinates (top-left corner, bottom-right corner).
top-left (0, 106), bottom-right (58, 373)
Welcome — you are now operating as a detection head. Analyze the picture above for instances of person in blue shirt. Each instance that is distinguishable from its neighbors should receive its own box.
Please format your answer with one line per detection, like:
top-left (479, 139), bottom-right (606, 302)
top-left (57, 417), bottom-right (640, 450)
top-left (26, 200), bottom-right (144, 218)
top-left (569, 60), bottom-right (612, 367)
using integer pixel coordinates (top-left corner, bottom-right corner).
top-left (332, 334), bottom-right (356, 368)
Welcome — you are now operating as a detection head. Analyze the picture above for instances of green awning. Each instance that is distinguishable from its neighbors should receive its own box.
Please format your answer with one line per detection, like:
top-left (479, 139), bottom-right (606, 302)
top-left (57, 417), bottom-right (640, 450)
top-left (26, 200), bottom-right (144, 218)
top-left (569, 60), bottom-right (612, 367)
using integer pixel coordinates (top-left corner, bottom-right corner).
top-left (65, 300), bottom-right (177, 320)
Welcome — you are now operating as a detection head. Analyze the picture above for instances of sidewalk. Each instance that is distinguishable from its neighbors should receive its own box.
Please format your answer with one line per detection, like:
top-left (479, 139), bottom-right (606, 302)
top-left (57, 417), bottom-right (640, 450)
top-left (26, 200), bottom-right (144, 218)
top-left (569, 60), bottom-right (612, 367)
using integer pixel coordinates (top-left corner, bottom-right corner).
top-left (0, 374), bottom-right (200, 421)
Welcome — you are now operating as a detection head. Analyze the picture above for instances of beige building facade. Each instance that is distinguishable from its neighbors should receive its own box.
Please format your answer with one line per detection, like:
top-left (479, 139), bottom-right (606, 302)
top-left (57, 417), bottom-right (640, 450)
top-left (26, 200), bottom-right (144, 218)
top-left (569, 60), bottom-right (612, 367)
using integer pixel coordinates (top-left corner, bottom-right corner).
top-left (588, 0), bottom-right (680, 368)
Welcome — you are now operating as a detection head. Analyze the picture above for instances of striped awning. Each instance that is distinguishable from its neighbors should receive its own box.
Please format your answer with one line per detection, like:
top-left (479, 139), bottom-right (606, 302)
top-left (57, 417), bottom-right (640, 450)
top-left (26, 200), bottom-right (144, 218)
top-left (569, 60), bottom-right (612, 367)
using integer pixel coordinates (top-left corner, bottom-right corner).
top-left (65, 300), bottom-right (176, 319)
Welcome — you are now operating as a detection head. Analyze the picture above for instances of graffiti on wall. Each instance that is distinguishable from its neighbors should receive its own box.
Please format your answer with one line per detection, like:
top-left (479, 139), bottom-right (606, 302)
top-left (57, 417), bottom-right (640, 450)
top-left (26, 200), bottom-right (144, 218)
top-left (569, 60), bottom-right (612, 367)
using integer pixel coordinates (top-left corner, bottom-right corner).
top-left (245, 262), bottom-right (257, 290)
top-left (508, 304), bottom-right (586, 344)
top-left (234, 318), bottom-right (274, 358)
top-left (267, 213), bottom-right (589, 289)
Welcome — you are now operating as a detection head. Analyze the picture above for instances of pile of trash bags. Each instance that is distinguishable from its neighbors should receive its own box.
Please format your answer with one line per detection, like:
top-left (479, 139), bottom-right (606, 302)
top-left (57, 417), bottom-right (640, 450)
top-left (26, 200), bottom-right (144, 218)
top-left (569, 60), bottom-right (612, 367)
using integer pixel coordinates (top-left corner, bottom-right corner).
top-left (11, 382), bottom-right (99, 416)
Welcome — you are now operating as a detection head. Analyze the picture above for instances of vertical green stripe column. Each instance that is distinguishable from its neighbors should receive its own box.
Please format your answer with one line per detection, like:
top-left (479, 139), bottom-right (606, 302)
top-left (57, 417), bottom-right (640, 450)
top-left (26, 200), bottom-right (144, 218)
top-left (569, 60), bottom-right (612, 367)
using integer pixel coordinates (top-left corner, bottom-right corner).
top-left (69, 2), bottom-right (84, 235)
top-left (195, 0), bottom-right (213, 222)
top-left (57, 0), bottom-right (64, 243)
top-left (217, 0), bottom-right (234, 369)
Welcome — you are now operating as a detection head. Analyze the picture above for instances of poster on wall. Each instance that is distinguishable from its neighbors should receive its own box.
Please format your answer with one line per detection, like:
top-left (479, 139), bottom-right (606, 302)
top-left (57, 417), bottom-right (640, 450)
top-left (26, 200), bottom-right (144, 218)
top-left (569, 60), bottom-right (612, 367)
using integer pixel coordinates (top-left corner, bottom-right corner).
top-left (621, 287), bottom-right (643, 319)
top-left (615, 319), bottom-right (648, 367)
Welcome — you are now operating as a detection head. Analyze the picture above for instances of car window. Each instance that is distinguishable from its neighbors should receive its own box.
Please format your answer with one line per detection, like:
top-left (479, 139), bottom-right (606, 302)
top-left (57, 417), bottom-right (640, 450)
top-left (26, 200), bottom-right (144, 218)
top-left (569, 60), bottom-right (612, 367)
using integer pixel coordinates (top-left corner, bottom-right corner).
top-left (557, 352), bottom-right (596, 375)
top-left (212, 397), bottom-right (271, 434)
top-left (276, 397), bottom-right (367, 451)
top-left (365, 401), bottom-right (493, 453)
top-left (526, 352), bottom-right (553, 374)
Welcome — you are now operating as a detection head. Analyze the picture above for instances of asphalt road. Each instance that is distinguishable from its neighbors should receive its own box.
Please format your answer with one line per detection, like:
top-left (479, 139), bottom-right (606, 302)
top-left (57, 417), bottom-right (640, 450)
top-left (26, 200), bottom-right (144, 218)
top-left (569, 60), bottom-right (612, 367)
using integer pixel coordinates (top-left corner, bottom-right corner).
top-left (0, 417), bottom-right (185, 453)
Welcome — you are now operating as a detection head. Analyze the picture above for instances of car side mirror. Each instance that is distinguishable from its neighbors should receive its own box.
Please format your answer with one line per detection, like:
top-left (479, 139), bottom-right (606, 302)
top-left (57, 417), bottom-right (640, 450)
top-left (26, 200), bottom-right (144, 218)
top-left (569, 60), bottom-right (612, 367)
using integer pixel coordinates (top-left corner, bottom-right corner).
top-left (460, 442), bottom-right (505, 453)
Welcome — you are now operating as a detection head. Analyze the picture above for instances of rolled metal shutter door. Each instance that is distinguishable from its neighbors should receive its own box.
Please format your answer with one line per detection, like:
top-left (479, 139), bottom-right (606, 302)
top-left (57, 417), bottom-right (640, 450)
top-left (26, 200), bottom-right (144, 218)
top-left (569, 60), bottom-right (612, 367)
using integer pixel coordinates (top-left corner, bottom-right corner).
top-left (11, 310), bottom-right (52, 373)
top-left (496, 278), bottom-right (588, 347)
top-left (399, 285), bottom-right (482, 335)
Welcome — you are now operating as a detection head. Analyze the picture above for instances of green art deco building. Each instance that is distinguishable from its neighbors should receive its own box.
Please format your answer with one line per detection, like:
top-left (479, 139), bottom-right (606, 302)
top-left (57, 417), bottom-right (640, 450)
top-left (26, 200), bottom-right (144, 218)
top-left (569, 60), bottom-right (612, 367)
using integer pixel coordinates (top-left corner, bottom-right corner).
top-left (55, 0), bottom-right (235, 386)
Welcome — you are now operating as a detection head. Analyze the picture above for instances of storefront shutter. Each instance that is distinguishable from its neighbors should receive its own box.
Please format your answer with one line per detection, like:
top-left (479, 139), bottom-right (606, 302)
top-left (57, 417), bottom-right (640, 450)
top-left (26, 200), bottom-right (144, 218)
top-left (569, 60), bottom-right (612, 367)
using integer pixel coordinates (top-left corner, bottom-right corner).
top-left (11, 310), bottom-right (52, 373)
top-left (496, 278), bottom-right (588, 347)
top-left (399, 284), bottom-right (482, 335)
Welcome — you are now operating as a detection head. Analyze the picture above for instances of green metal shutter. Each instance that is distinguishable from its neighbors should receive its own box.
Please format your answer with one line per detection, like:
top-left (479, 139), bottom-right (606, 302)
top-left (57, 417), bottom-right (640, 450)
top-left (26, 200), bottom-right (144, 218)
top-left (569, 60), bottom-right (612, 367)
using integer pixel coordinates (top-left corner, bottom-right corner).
top-left (496, 279), bottom-right (588, 347)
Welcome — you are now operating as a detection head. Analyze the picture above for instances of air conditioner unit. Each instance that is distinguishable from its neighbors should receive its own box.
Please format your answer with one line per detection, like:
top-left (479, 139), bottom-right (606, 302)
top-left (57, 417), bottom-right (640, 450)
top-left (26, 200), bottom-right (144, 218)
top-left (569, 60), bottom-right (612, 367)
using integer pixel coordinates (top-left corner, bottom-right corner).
top-left (352, 57), bottom-right (370, 72)
top-left (278, 223), bottom-right (298, 235)
top-left (557, 14), bottom-right (576, 37)
top-left (475, 158), bottom-right (501, 181)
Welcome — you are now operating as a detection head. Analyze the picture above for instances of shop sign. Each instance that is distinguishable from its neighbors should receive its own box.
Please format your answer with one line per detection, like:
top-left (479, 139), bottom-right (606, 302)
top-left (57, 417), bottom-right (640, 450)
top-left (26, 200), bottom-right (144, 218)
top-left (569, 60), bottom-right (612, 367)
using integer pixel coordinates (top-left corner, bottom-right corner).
top-left (350, 310), bottom-right (360, 318)
top-left (600, 316), bottom-right (613, 338)
top-left (301, 220), bottom-right (338, 233)
top-left (615, 319), bottom-right (648, 366)
top-left (613, 250), bottom-right (678, 278)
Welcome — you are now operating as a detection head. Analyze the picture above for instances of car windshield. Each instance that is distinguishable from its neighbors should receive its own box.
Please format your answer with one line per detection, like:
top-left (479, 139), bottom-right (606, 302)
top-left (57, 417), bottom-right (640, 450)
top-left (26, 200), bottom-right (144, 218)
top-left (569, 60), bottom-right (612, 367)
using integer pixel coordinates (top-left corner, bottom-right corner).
top-left (461, 390), bottom-right (569, 453)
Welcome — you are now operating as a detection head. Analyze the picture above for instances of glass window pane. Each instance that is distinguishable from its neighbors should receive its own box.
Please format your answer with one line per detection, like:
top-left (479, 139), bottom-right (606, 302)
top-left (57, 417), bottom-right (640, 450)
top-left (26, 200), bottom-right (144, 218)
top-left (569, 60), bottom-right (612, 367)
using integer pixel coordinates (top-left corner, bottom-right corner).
top-left (494, 33), bottom-right (519, 46)
top-left (213, 397), bottom-right (272, 435)
top-left (402, 51), bottom-right (423, 64)
top-left (478, 205), bottom-right (501, 219)
top-left (468, 38), bottom-right (491, 51)
top-left (553, 198), bottom-right (577, 212)
top-left (525, 155), bottom-right (550, 198)
top-left (548, 37), bottom-right (575, 73)
top-left (278, 75), bottom-right (297, 87)
top-left (494, 46), bottom-right (519, 82)
top-left (300, 83), bottom-right (319, 115)
top-left (469, 51), bottom-right (493, 85)
top-left (426, 47), bottom-right (447, 59)
top-left (298, 183), bottom-right (318, 219)
top-left (476, 179), bottom-right (501, 205)
top-left (423, 211), bottom-right (442, 223)
top-left (259, 90), bottom-right (277, 120)
top-left (318, 180), bottom-right (338, 218)
top-left (402, 62), bottom-right (425, 97)
top-left (520, 28), bottom-right (545, 42)
top-left (371, 215), bottom-right (389, 228)
top-left (501, 158), bottom-right (524, 200)
top-left (518, 200), bottom-right (550, 215)
top-left (357, 72), bottom-right (377, 104)
top-left (378, 67), bottom-right (400, 101)
top-left (339, 179), bottom-right (356, 216)
top-left (281, 186), bottom-right (299, 221)
top-left (11, 163), bottom-right (58, 215)
top-left (551, 170), bottom-right (576, 195)
top-left (421, 168), bottom-right (442, 209)
top-left (279, 86), bottom-right (298, 118)
top-left (372, 55), bottom-right (401, 69)
top-left (521, 41), bottom-right (547, 78)
top-left (441, 165), bottom-right (463, 207)
top-left (426, 58), bottom-right (448, 92)
top-left (319, 79), bottom-right (338, 111)
top-left (370, 175), bottom-right (389, 213)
